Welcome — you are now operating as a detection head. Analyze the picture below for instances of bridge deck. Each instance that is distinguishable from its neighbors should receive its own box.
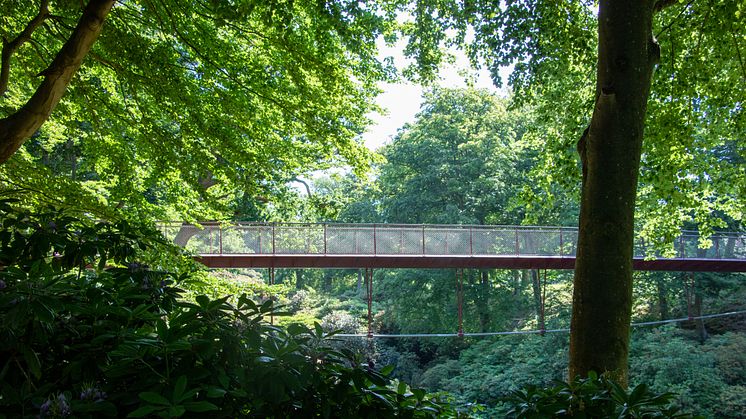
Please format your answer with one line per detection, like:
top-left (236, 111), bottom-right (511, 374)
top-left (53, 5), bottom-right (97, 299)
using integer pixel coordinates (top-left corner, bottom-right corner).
top-left (163, 222), bottom-right (746, 271)
top-left (196, 254), bottom-right (746, 271)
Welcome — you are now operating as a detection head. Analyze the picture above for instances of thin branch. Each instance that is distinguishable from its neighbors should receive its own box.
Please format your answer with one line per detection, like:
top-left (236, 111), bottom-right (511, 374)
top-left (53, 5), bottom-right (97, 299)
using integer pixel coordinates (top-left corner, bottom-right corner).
top-left (732, 30), bottom-right (746, 83)
top-left (655, 0), bottom-right (695, 38)
top-left (654, 0), bottom-right (684, 13)
top-left (0, 0), bottom-right (50, 96)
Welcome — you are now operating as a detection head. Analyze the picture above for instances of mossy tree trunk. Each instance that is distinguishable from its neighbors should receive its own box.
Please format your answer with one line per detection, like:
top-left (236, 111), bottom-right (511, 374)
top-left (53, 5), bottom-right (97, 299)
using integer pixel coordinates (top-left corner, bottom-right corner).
top-left (569, 0), bottom-right (661, 386)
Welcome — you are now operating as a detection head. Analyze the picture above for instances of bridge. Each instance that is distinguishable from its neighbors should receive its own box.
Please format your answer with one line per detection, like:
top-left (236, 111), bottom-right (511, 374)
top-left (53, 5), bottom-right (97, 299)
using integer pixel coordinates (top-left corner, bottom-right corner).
top-left (163, 222), bottom-right (746, 272)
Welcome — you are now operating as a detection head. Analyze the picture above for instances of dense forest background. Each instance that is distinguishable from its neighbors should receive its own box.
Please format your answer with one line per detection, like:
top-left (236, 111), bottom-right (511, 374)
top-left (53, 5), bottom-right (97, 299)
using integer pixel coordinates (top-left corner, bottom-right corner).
top-left (181, 88), bottom-right (744, 417)
top-left (2, 1), bottom-right (745, 416)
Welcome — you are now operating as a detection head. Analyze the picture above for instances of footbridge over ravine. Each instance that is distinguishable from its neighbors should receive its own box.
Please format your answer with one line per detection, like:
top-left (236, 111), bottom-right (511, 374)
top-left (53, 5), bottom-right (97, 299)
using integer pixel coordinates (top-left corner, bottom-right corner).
top-left (163, 222), bottom-right (746, 272)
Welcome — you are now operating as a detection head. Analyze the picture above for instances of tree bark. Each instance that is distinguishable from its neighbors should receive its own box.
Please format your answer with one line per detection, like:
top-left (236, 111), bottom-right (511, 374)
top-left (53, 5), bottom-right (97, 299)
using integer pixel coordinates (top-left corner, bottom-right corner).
top-left (0, 0), bottom-right (114, 164)
top-left (531, 269), bottom-right (545, 331)
top-left (656, 276), bottom-right (669, 320)
top-left (0, 0), bottom-right (50, 96)
top-left (693, 291), bottom-right (708, 343)
top-left (478, 270), bottom-right (490, 332)
top-left (569, 0), bottom-right (660, 386)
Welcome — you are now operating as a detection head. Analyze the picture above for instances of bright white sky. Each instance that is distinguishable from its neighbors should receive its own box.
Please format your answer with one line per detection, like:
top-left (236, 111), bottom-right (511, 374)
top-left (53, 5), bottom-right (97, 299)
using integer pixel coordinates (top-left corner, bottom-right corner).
top-left (361, 39), bottom-right (507, 151)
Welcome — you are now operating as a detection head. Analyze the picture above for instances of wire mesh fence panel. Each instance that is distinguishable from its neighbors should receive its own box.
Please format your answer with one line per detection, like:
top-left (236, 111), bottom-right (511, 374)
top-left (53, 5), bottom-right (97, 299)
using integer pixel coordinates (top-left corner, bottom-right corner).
top-left (424, 228), bottom-right (470, 255)
top-left (184, 225), bottom-right (218, 254)
top-left (560, 229), bottom-right (578, 256)
top-left (471, 228), bottom-right (516, 255)
top-left (221, 225), bottom-right (272, 254)
top-left (374, 227), bottom-right (424, 254)
top-left (519, 229), bottom-right (563, 256)
top-left (326, 226), bottom-right (375, 254)
top-left (676, 234), bottom-right (701, 259)
top-left (717, 235), bottom-right (746, 259)
top-left (273, 225), bottom-right (324, 254)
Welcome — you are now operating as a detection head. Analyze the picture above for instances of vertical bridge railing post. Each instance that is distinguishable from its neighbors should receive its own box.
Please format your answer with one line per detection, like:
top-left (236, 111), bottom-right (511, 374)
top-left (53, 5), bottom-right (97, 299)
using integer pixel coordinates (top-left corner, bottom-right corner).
top-left (219, 224), bottom-right (223, 254)
top-left (272, 223), bottom-right (276, 254)
top-left (373, 224), bottom-right (377, 255)
top-left (515, 228), bottom-right (520, 255)
top-left (469, 226), bottom-right (474, 256)
top-left (559, 228), bottom-right (564, 257)
top-left (323, 224), bottom-right (327, 255)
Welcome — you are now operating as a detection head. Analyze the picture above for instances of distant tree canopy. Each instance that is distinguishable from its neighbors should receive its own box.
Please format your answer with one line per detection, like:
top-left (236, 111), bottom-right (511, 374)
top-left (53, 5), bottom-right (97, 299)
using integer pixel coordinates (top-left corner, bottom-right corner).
top-left (379, 88), bottom-right (530, 225)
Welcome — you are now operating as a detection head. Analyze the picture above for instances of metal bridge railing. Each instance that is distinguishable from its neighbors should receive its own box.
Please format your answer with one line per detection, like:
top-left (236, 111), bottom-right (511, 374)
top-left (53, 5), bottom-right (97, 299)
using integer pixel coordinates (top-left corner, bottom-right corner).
top-left (160, 222), bottom-right (746, 260)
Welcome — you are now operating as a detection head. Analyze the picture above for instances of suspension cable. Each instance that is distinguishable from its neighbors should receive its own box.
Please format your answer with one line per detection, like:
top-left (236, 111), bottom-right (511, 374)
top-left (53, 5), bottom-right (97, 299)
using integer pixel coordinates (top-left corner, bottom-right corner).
top-left (334, 309), bottom-right (746, 338)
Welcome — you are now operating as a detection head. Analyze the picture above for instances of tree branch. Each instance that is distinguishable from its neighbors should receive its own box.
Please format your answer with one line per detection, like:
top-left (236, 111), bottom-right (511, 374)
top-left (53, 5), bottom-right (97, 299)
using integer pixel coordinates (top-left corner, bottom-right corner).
top-left (0, 0), bottom-right (50, 96)
top-left (653, 0), bottom-right (684, 13)
top-left (0, 0), bottom-right (115, 164)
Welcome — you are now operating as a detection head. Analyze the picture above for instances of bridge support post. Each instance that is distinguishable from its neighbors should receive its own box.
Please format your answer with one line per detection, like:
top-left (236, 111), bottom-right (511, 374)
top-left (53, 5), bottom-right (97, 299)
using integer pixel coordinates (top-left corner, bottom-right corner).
top-left (269, 267), bottom-right (275, 325)
top-left (366, 268), bottom-right (373, 338)
top-left (457, 269), bottom-right (464, 337)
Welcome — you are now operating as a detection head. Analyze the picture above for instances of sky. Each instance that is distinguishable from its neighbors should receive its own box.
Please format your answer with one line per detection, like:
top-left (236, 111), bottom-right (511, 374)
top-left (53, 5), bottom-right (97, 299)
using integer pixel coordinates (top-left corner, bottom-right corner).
top-left (360, 40), bottom-right (506, 151)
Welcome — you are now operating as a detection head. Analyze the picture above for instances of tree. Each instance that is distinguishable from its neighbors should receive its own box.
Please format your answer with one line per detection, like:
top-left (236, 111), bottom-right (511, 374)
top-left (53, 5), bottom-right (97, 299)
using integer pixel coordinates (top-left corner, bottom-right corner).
top-left (396, 0), bottom-right (744, 384)
top-left (379, 87), bottom-right (526, 225)
top-left (0, 0), bottom-right (390, 220)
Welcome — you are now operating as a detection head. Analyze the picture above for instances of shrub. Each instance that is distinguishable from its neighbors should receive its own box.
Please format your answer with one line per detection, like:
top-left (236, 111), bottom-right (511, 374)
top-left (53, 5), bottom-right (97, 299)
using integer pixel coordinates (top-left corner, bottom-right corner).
top-left (505, 372), bottom-right (702, 419)
top-left (0, 202), bottom-right (463, 418)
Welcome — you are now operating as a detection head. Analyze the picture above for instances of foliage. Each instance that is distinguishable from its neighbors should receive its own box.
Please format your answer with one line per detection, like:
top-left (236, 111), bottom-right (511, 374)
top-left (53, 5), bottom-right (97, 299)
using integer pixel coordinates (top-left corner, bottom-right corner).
top-left (0, 0), bottom-right (393, 221)
top-left (0, 202), bottom-right (463, 418)
top-left (379, 87), bottom-right (529, 225)
top-left (505, 371), bottom-right (701, 419)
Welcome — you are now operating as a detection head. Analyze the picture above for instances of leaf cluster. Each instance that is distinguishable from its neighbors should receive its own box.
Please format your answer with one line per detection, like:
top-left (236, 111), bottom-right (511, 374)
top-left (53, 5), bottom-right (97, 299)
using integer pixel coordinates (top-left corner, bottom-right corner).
top-left (0, 201), bottom-right (462, 418)
top-left (505, 371), bottom-right (702, 419)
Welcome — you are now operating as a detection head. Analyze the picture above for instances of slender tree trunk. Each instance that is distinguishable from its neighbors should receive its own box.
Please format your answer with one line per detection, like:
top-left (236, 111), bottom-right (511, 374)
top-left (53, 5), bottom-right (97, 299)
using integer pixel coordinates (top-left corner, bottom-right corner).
top-left (656, 275), bottom-right (669, 320)
top-left (569, 0), bottom-right (660, 386)
top-left (478, 270), bottom-right (490, 332)
top-left (529, 269), bottom-right (542, 326)
top-left (357, 269), bottom-right (363, 294)
top-left (0, 0), bottom-right (115, 163)
top-left (693, 291), bottom-right (708, 343)
top-left (725, 236), bottom-right (736, 258)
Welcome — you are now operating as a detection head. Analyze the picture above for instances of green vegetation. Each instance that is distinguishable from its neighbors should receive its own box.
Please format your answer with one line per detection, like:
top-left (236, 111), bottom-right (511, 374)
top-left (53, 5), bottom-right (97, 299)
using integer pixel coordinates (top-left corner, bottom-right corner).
top-left (1, 0), bottom-right (745, 417)
top-left (0, 202), bottom-right (464, 417)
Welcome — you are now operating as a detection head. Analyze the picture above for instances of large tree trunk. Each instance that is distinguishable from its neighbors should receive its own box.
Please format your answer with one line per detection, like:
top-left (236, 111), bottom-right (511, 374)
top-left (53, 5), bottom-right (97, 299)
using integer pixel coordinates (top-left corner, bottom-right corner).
top-left (0, 0), bottom-right (114, 163)
top-left (569, 0), bottom-right (660, 386)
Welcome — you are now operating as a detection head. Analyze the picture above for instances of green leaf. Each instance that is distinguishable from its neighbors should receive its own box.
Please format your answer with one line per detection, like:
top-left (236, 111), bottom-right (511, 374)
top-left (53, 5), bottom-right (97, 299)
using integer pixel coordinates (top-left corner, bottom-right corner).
top-left (195, 295), bottom-right (210, 308)
top-left (183, 401), bottom-right (219, 412)
top-left (206, 387), bottom-right (227, 398)
top-left (172, 375), bottom-right (187, 401)
top-left (20, 346), bottom-right (41, 380)
top-left (380, 365), bottom-right (395, 376)
top-left (127, 405), bottom-right (160, 418)
top-left (138, 392), bottom-right (170, 406)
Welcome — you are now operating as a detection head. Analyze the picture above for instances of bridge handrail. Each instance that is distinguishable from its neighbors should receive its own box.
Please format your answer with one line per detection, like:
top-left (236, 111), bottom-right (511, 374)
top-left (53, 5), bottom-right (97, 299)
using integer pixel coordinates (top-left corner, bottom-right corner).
top-left (160, 222), bottom-right (746, 261)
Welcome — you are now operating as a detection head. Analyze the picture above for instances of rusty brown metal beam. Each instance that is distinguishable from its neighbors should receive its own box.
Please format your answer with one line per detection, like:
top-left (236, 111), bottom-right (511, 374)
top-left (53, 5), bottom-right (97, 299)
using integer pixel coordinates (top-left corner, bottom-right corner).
top-left (195, 254), bottom-right (746, 272)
